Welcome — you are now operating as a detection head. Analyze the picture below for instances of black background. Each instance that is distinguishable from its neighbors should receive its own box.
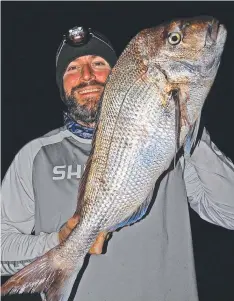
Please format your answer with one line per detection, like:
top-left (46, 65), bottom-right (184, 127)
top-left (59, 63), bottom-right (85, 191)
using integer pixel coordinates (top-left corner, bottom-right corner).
top-left (1, 1), bottom-right (234, 301)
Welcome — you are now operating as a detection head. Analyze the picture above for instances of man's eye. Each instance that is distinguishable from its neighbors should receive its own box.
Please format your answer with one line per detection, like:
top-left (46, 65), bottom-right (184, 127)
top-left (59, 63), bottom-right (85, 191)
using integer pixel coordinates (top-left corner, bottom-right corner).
top-left (67, 66), bottom-right (80, 72)
top-left (93, 61), bottom-right (105, 66)
top-left (92, 61), bottom-right (109, 69)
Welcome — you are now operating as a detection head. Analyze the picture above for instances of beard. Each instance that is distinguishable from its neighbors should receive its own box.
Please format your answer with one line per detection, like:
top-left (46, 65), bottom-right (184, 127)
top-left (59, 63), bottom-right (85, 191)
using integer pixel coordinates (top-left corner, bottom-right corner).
top-left (64, 95), bottom-right (98, 124)
top-left (64, 81), bottom-right (104, 124)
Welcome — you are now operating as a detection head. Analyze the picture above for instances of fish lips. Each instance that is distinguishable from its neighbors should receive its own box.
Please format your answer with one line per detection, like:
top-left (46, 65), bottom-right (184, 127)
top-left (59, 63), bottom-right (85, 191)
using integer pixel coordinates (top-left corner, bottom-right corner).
top-left (206, 20), bottom-right (227, 46)
top-left (216, 24), bottom-right (227, 45)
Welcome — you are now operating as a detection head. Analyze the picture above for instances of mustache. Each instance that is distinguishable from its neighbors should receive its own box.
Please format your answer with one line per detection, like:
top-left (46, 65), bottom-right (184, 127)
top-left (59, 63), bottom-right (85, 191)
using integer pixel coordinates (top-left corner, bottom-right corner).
top-left (71, 80), bottom-right (105, 94)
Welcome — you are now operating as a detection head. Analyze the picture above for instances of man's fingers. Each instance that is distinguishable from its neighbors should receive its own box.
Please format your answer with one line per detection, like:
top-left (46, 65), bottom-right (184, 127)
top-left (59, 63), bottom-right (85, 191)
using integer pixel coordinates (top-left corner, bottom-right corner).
top-left (60, 217), bottom-right (109, 255)
top-left (59, 215), bottom-right (80, 243)
top-left (89, 232), bottom-right (108, 255)
top-left (67, 215), bottom-right (80, 230)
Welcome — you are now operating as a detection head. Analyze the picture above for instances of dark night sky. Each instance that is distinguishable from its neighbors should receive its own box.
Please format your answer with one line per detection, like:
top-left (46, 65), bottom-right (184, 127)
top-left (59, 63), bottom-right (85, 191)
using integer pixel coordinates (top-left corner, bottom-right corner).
top-left (1, 2), bottom-right (234, 301)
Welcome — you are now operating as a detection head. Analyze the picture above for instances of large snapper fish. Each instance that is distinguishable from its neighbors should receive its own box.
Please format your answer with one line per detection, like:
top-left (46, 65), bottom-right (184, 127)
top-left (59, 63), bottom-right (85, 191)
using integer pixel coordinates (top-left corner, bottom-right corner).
top-left (1, 16), bottom-right (227, 301)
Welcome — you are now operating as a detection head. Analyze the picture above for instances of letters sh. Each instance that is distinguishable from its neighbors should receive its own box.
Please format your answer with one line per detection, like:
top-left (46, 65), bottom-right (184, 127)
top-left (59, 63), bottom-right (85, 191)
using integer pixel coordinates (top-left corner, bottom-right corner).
top-left (53, 165), bottom-right (82, 180)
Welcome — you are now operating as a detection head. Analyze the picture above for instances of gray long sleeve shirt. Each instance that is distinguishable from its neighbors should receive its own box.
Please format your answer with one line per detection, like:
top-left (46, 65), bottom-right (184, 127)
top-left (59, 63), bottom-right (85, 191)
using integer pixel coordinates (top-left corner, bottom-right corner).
top-left (1, 126), bottom-right (234, 301)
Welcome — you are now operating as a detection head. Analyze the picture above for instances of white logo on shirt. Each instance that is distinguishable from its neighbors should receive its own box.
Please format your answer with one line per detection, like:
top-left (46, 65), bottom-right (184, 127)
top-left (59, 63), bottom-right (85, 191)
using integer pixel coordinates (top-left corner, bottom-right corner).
top-left (52, 165), bottom-right (82, 180)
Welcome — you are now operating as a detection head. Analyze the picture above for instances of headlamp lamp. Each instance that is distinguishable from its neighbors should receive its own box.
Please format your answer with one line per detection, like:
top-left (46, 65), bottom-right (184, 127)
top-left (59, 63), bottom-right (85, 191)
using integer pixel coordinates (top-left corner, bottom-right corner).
top-left (66, 26), bottom-right (90, 46)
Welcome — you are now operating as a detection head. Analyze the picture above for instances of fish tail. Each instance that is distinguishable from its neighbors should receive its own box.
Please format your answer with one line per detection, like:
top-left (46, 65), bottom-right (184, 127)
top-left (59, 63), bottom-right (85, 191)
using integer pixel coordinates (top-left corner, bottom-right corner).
top-left (1, 248), bottom-right (84, 301)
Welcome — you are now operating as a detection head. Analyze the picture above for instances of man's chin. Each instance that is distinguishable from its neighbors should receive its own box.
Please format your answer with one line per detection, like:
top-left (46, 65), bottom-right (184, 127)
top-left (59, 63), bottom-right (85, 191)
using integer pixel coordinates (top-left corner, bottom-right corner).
top-left (76, 98), bottom-right (99, 113)
top-left (64, 95), bottom-right (99, 123)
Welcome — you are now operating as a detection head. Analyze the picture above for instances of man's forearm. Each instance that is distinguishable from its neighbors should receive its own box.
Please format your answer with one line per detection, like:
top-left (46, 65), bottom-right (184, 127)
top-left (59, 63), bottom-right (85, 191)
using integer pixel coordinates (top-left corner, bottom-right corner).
top-left (1, 230), bottom-right (59, 275)
top-left (182, 128), bottom-right (234, 229)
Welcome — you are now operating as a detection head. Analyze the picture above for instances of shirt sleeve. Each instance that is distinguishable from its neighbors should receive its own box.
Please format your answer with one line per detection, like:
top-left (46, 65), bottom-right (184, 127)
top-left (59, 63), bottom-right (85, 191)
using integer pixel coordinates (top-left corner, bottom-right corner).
top-left (181, 128), bottom-right (234, 230)
top-left (1, 140), bottom-right (60, 276)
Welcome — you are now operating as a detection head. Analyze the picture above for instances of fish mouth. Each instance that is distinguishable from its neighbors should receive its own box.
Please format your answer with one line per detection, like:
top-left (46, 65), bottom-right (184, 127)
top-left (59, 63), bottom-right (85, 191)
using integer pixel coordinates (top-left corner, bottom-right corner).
top-left (178, 19), bottom-right (226, 77)
top-left (206, 19), bottom-right (227, 45)
top-left (207, 19), bottom-right (219, 42)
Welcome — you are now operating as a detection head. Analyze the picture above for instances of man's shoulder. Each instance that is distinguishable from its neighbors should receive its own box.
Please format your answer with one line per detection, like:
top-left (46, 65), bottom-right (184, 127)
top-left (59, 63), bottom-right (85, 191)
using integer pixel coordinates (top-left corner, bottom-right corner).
top-left (16, 126), bottom-right (68, 160)
top-left (42, 126), bottom-right (66, 138)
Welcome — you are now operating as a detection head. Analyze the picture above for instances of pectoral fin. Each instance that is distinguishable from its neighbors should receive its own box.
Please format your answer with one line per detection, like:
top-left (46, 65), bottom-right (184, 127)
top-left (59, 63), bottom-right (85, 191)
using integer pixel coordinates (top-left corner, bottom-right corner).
top-left (184, 114), bottom-right (201, 156)
top-left (170, 89), bottom-right (181, 167)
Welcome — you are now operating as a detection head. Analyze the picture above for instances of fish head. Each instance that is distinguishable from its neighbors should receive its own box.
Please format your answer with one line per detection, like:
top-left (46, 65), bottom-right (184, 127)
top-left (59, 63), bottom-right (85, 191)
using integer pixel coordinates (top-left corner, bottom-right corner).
top-left (137, 16), bottom-right (227, 84)
top-left (132, 17), bottom-right (227, 139)
top-left (98, 17), bottom-right (227, 163)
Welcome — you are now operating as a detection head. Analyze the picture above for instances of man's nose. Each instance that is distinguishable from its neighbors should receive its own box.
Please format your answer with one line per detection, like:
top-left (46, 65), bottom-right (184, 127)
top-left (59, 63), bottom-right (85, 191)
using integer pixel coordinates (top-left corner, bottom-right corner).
top-left (81, 64), bottom-right (95, 82)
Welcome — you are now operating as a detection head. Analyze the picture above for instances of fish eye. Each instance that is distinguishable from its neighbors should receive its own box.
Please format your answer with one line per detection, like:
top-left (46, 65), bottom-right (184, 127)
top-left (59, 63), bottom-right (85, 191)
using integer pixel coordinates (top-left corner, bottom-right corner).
top-left (168, 32), bottom-right (182, 45)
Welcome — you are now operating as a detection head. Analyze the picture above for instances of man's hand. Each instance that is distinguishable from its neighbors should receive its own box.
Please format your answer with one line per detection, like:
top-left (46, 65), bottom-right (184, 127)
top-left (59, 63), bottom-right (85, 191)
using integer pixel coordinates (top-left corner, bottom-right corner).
top-left (89, 231), bottom-right (108, 254)
top-left (58, 215), bottom-right (108, 254)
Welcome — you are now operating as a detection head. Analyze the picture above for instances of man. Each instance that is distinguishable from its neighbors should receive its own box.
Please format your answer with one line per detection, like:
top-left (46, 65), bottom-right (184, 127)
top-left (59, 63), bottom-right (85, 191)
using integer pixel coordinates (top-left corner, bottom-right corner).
top-left (1, 25), bottom-right (234, 301)
top-left (1, 25), bottom-right (116, 284)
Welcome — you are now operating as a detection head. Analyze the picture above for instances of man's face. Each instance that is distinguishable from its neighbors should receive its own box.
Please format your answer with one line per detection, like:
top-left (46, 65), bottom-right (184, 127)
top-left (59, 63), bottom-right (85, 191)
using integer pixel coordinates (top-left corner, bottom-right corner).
top-left (63, 55), bottom-right (111, 125)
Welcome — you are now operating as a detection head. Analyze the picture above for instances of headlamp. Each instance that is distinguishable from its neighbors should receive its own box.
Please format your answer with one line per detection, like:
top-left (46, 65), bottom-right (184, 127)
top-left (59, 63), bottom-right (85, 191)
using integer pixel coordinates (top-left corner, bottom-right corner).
top-left (56, 26), bottom-right (115, 66)
top-left (66, 26), bottom-right (90, 46)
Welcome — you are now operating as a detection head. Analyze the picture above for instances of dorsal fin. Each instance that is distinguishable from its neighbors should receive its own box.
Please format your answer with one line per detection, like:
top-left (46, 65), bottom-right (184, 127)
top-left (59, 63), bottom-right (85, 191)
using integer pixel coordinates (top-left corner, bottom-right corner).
top-left (75, 110), bottom-right (101, 215)
top-left (74, 75), bottom-right (111, 215)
